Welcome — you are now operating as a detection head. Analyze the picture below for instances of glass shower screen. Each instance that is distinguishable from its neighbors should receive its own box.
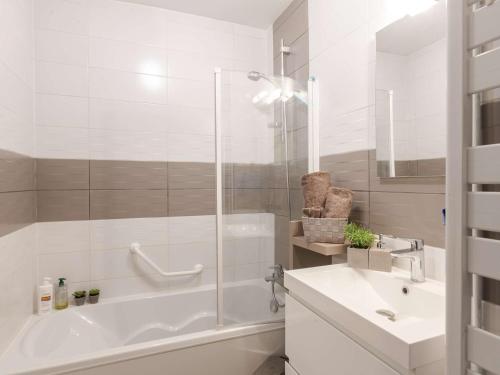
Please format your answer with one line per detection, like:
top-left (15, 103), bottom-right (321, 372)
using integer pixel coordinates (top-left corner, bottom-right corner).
top-left (215, 68), bottom-right (284, 327)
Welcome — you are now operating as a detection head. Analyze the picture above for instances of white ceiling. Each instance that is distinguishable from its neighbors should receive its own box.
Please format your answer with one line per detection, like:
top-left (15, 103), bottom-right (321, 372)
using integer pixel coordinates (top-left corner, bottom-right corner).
top-left (376, 1), bottom-right (446, 56)
top-left (117, 0), bottom-right (293, 29)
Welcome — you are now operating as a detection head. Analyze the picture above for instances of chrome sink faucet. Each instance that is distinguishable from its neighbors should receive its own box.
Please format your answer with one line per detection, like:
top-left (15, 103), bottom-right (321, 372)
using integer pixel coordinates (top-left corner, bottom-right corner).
top-left (378, 234), bottom-right (426, 283)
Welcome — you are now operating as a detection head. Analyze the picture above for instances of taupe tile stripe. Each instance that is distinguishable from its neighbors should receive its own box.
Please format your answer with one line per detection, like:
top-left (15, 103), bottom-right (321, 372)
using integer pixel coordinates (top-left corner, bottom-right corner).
top-left (33, 159), bottom-right (274, 222)
top-left (90, 190), bottom-right (168, 220)
top-left (91, 160), bottom-right (167, 190)
top-left (0, 150), bottom-right (35, 193)
top-left (37, 190), bottom-right (89, 222)
top-left (168, 162), bottom-right (214, 190)
top-left (0, 191), bottom-right (36, 237)
top-left (0, 150), bottom-right (36, 237)
top-left (321, 150), bottom-right (370, 191)
top-left (37, 159), bottom-right (89, 190)
top-left (320, 150), bottom-right (446, 248)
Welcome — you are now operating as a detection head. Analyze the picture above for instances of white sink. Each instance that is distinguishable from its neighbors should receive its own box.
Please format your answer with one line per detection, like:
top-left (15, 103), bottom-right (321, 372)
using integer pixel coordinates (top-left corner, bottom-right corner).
top-left (285, 264), bottom-right (445, 372)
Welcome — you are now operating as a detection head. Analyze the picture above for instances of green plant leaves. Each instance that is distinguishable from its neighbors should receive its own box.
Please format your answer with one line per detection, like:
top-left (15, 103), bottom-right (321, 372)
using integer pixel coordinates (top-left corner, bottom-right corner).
top-left (344, 223), bottom-right (375, 249)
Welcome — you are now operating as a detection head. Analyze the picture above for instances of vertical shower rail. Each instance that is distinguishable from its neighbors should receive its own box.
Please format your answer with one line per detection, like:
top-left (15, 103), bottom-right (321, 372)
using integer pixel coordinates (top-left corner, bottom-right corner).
top-left (308, 77), bottom-right (319, 173)
top-left (214, 67), bottom-right (223, 328)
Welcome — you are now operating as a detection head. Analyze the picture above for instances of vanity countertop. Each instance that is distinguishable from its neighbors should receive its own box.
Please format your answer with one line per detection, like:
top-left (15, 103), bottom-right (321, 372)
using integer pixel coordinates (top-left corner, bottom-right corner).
top-left (285, 264), bottom-right (445, 371)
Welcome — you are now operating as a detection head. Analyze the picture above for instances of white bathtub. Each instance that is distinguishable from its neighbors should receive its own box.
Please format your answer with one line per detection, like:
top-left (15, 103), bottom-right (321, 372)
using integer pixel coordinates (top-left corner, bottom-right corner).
top-left (0, 280), bottom-right (285, 375)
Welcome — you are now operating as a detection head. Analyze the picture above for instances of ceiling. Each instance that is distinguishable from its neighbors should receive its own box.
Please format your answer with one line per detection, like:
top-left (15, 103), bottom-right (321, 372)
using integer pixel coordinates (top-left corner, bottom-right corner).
top-left (117, 0), bottom-right (293, 29)
top-left (376, 0), bottom-right (446, 56)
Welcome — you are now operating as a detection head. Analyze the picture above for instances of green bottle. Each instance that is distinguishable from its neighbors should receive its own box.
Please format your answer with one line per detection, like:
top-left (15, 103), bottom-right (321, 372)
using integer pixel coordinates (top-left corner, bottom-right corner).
top-left (55, 278), bottom-right (68, 310)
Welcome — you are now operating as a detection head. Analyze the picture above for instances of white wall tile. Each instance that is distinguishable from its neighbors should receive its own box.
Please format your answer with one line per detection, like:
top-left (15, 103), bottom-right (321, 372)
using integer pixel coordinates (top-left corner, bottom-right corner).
top-left (36, 94), bottom-right (88, 128)
top-left (38, 251), bottom-right (90, 284)
top-left (91, 275), bottom-right (168, 299)
top-left (167, 133), bottom-right (214, 162)
top-left (89, 67), bottom-right (167, 104)
top-left (36, 126), bottom-right (89, 159)
top-left (37, 221), bottom-right (90, 254)
top-left (36, 29), bottom-right (88, 66)
top-left (0, 63), bottom-right (33, 125)
top-left (167, 267), bottom-right (216, 290)
top-left (165, 23), bottom-right (211, 53)
top-left (0, 0), bottom-right (34, 86)
top-left (89, 128), bottom-right (167, 161)
top-left (89, 98), bottom-right (169, 133)
top-left (167, 78), bottom-right (213, 109)
top-left (234, 35), bottom-right (266, 70)
top-left (90, 37), bottom-right (168, 76)
top-left (167, 50), bottom-right (231, 82)
top-left (235, 238), bottom-right (261, 265)
top-left (36, 61), bottom-right (88, 97)
top-left (166, 106), bottom-right (214, 136)
top-left (89, 0), bottom-right (166, 47)
top-left (90, 218), bottom-right (168, 251)
top-left (0, 226), bottom-right (35, 353)
top-left (168, 242), bottom-right (216, 271)
top-left (167, 216), bottom-right (216, 245)
top-left (234, 263), bottom-right (260, 281)
top-left (0, 104), bottom-right (34, 156)
top-left (30, 0), bottom-right (275, 302)
top-left (35, 0), bottom-right (88, 35)
top-left (90, 245), bottom-right (168, 280)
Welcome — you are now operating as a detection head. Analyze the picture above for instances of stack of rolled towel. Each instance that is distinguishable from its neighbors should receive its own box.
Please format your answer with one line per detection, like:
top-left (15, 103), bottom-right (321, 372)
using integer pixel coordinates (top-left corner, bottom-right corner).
top-left (301, 171), bottom-right (353, 219)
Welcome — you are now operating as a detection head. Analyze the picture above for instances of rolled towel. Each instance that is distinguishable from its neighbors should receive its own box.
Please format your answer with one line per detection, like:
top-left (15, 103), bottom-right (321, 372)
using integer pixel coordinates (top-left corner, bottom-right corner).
top-left (302, 207), bottom-right (323, 218)
top-left (323, 186), bottom-right (353, 218)
top-left (301, 171), bottom-right (331, 209)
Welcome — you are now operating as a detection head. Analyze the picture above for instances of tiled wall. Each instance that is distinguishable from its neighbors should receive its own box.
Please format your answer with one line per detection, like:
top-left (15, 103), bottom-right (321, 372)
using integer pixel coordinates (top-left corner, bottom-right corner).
top-left (309, 0), bottom-right (446, 249)
top-left (272, 0), bottom-right (309, 269)
top-left (34, 0), bottom-right (270, 164)
top-left (36, 214), bottom-right (275, 299)
top-left (0, 0), bottom-right (36, 354)
top-left (32, 0), bottom-right (275, 299)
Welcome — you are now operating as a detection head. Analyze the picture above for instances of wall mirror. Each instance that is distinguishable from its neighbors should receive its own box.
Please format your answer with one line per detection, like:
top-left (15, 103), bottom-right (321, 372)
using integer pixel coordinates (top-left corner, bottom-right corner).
top-left (375, 0), bottom-right (446, 178)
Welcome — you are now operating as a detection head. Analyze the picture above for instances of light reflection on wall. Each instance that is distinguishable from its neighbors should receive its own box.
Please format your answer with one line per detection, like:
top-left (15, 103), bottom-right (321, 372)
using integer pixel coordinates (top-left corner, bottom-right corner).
top-left (140, 60), bottom-right (164, 91)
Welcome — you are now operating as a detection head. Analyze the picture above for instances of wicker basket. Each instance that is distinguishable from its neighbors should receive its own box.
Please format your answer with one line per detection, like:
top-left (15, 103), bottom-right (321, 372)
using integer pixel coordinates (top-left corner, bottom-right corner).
top-left (302, 217), bottom-right (348, 244)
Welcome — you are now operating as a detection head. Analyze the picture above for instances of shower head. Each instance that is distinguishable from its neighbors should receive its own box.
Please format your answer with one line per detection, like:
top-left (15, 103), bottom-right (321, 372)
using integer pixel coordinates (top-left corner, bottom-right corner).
top-left (247, 71), bottom-right (264, 81)
top-left (247, 71), bottom-right (274, 85)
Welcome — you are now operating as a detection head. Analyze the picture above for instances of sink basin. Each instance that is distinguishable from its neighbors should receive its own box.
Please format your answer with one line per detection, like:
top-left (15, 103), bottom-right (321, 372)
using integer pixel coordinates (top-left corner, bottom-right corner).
top-left (285, 264), bottom-right (445, 372)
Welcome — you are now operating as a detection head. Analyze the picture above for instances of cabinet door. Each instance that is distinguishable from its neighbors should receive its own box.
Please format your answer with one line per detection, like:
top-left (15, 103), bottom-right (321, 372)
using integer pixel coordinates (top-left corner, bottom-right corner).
top-left (286, 295), bottom-right (400, 375)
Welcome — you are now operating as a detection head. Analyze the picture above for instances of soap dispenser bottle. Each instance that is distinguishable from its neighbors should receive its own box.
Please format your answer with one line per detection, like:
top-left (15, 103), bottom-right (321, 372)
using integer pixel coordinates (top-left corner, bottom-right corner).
top-left (55, 277), bottom-right (68, 310)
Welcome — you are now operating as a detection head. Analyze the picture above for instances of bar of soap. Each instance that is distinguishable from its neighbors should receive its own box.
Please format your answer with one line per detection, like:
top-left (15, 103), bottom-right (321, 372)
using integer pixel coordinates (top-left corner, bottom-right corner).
top-left (369, 247), bottom-right (392, 272)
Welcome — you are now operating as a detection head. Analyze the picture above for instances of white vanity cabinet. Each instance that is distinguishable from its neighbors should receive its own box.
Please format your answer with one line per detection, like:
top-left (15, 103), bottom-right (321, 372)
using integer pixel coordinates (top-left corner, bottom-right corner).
top-left (286, 295), bottom-right (399, 375)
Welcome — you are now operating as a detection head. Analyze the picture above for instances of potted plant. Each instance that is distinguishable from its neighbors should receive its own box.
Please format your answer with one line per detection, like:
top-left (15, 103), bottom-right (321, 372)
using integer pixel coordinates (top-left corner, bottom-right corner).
top-left (344, 223), bottom-right (375, 269)
top-left (72, 290), bottom-right (86, 306)
top-left (88, 288), bottom-right (100, 304)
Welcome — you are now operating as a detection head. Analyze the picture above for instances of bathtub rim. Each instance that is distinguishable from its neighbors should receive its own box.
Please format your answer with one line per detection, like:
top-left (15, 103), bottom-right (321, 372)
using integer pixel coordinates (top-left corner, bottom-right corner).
top-left (0, 280), bottom-right (285, 375)
top-left (9, 321), bottom-right (284, 375)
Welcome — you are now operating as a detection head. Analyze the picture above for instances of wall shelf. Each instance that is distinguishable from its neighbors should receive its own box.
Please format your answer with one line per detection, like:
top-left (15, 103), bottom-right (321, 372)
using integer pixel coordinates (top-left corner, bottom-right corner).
top-left (289, 220), bottom-right (347, 269)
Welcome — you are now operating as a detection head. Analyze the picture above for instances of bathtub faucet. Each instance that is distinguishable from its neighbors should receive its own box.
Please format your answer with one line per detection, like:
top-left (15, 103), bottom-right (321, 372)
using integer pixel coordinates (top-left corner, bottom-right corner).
top-left (265, 265), bottom-right (285, 313)
top-left (265, 264), bottom-right (284, 284)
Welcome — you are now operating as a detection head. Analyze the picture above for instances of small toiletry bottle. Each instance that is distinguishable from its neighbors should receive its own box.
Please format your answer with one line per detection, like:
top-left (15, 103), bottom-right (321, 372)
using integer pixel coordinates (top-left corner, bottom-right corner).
top-left (55, 277), bottom-right (68, 310)
top-left (38, 277), bottom-right (53, 315)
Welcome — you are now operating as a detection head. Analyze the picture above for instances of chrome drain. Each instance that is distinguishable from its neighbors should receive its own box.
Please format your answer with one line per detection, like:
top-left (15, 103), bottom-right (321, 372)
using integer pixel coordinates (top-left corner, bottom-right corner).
top-left (376, 309), bottom-right (396, 321)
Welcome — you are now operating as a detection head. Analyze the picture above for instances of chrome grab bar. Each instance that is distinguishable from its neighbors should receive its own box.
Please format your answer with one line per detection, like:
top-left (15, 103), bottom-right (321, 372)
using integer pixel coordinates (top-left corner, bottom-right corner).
top-left (130, 242), bottom-right (203, 277)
